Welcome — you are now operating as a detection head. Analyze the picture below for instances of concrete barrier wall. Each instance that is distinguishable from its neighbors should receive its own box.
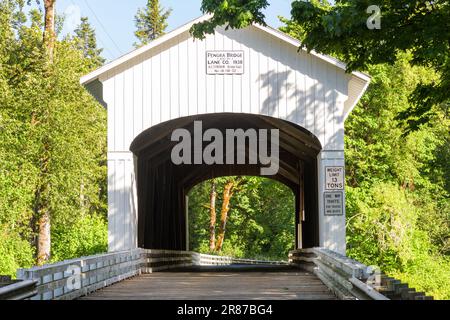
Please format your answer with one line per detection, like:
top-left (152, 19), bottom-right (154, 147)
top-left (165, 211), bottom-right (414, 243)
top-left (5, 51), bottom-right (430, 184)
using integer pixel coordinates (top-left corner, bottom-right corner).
top-left (16, 249), bottom-right (191, 301)
top-left (14, 250), bottom-right (281, 300)
top-left (289, 248), bottom-right (433, 300)
top-left (192, 253), bottom-right (287, 266)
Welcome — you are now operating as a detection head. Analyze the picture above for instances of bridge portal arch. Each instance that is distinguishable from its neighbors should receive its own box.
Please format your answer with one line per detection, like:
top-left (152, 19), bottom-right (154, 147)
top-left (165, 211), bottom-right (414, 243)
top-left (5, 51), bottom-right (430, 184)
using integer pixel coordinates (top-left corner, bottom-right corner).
top-left (130, 113), bottom-right (322, 251)
top-left (81, 15), bottom-right (370, 255)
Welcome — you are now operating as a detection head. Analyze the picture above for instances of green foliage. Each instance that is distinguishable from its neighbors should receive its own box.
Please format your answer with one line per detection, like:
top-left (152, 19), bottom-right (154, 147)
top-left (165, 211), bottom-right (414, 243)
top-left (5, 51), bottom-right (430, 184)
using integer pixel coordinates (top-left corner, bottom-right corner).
top-left (193, 0), bottom-right (450, 131)
top-left (0, 0), bottom-right (107, 276)
top-left (188, 177), bottom-right (295, 261)
top-left (0, 227), bottom-right (35, 276)
top-left (51, 213), bottom-right (107, 262)
top-left (191, 0), bottom-right (269, 39)
top-left (390, 252), bottom-right (450, 300)
top-left (343, 54), bottom-right (450, 299)
top-left (286, 0), bottom-right (450, 131)
top-left (280, 12), bottom-right (449, 299)
top-left (346, 184), bottom-right (450, 300)
top-left (134, 0), bottom-right (172, 47)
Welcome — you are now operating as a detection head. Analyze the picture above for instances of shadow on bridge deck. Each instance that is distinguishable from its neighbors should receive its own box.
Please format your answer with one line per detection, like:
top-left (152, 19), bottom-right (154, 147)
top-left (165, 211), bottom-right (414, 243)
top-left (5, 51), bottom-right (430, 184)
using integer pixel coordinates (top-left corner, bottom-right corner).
top-left (79, 265), bottom-right (336, 300)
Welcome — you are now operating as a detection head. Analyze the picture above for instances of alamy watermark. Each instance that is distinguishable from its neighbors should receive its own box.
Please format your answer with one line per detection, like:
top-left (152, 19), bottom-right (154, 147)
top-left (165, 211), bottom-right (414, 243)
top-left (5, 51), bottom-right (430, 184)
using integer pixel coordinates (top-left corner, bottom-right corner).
top-left (66, 265), bottom-right (81, 291)
top-left (367, 5), bottom-right (381, 30)
top-left (171, 121), bottom-right (280, 176)
top-left (366, 265), bottom-right (382, 287)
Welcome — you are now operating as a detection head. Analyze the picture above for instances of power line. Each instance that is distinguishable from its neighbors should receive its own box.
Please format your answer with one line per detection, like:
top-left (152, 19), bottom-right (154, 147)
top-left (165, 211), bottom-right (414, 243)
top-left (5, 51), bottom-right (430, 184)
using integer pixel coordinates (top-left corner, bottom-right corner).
top-left (80, 0), bottom-right (123, 56)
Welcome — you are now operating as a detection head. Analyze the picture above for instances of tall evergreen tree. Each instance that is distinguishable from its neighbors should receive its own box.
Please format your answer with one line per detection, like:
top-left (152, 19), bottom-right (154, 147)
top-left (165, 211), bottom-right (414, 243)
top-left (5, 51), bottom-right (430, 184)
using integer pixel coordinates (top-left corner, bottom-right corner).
top-left (73, 17), bottom-right (105, 69)
top-left (134, 0), bottom-right (171, 47)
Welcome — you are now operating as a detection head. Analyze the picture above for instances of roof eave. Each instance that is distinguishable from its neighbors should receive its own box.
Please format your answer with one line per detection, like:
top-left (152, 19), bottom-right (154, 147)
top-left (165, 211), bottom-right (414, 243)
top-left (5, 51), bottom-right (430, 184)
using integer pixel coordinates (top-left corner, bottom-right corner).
top-left (80, 14), bottom-right (213, 85)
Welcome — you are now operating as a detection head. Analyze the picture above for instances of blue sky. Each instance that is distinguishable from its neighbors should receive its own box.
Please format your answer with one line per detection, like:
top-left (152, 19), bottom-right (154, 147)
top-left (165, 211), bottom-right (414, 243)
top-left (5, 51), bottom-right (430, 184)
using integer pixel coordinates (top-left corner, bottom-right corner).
top-left (51, 0), bottom-right (293, 61)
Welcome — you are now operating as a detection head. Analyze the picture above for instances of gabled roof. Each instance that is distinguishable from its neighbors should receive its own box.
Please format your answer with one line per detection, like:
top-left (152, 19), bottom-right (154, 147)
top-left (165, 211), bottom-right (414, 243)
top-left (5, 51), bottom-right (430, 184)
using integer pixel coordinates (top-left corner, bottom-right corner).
top-left (80, 14), bottom-right (370, 85)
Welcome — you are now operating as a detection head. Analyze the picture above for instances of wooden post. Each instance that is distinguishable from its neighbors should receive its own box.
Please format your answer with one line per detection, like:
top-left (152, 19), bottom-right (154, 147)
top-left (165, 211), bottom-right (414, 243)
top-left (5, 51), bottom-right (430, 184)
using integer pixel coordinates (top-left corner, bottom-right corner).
top-left (297, 162), bottom-right (305, 249)
top-left (185, 195), bottom-right (189, 251)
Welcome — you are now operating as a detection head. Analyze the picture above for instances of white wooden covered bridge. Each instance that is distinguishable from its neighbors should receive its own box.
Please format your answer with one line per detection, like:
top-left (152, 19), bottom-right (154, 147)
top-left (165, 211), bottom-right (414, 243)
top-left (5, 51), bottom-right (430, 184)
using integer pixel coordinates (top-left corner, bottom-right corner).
top-left (81, 14), bottom-right (370, 255)
top-left (0, 16), bottom-right (432, 301)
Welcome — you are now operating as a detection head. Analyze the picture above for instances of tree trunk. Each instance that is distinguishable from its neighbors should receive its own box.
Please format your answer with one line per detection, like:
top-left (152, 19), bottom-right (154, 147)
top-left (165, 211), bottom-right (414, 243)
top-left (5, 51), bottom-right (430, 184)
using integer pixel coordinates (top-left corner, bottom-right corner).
top-left (36, 0), bottom-right (56, 266)
top-left (36, 145), bottom-right (51, 266)
top-left (209, 180), bottom-right (217, 251)
top-left (215, 181), bottom-right (235, 252)
top-left (43, 0), bottom-right (56, 62)
top-left (37, 209), bottom-right (51, 265)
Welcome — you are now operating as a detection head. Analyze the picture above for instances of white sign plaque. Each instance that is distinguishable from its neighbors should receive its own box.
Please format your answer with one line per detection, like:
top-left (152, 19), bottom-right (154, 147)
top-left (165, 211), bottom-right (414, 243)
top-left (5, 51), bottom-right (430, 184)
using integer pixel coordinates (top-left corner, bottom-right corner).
top-left (325, 166), bottom-right (345, 190)
top-left (206, 51), bottom-right (244, 75)
top-left (324, 192), bottom-right (344, 216)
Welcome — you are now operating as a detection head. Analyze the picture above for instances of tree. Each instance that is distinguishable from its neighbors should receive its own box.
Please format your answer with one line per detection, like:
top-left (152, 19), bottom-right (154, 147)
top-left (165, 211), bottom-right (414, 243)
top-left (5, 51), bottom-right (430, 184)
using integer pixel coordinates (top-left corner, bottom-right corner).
top-left (190, 0), bottom-right (268, 39)
top-left (73, 17), bottom-right (105, 69)
top-left (208, 180), bottom-right (217, 251)
top-left (0, 0), bottom-right (108, 273)
top-left (191, 0), bottom-right (450, 132)
top-left (35, 0), bottom-right (56, 266)
top-left (134, 0), bottom-right (172, 47)
top-left (215, 180), bottom-right (235, 252)
top-left (188, 176), bottom-right (295, 260)
top-left (281, 15), bottom-right (450, 300)
top-left (42, 0), bottom-right (56, 62)
top-left (0, 0), bottom-right (37, 276)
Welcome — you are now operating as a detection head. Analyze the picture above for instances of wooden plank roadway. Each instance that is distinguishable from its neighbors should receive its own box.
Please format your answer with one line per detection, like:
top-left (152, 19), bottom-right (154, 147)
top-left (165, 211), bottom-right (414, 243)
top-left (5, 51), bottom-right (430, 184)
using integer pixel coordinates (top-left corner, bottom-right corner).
top-left (80, 265), bottom-right (336, 300)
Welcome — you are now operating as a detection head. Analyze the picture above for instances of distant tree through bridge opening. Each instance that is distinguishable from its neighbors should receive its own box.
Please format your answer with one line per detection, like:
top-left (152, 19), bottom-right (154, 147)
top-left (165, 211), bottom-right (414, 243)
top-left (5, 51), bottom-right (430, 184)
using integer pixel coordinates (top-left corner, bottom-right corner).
top-left (188, 176), bottom-right (297, 260)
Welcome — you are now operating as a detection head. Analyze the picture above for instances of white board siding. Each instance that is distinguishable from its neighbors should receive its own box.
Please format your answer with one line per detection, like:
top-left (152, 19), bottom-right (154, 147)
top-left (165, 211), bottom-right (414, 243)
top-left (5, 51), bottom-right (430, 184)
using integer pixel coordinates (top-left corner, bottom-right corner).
top-left (102, 26), bottom-right (349, 153)
top-left (179, 37), bottom-right (189, 118)
top-left (317, 151), bottom-right (346, 254)
top-left (151, 48), bottom-right (161, 127)
top-left (197, 38), bottom-right (207, 115)
top-left (100, 25), bottom-right (357, 252)
top-left (133, 59), bottom-right (143, 139)
top-left (142, 56), bottom-right (152, 131)
top-left (213, 32), bottom-right (222, 113)
top-left (107, 153), bottom-right (137, 252)
top-left (170, 40), bottom-right (180, 120)
top-left (206, 34), bottom-right (215, 114)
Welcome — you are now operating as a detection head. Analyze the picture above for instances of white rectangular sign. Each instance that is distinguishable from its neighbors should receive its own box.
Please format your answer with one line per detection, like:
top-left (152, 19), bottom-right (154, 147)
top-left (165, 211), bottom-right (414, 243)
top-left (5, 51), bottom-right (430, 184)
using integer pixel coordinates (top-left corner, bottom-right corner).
top-left (325, 166), bottom-right (345, 190)
top-left (324, 192), bottom-right (344, 216)
top-left (206, 51), bottom-right (244, 75)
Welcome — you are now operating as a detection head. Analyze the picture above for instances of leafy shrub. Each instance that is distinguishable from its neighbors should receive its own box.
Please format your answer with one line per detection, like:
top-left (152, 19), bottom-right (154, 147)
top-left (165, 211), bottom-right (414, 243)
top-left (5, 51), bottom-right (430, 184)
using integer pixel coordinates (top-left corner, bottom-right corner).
top-left (51, 214), bottom-right (107, 262)
top-left (0, 227), bottom-right (34, 277)
top-left (346, 183), bottom-right (450, 299)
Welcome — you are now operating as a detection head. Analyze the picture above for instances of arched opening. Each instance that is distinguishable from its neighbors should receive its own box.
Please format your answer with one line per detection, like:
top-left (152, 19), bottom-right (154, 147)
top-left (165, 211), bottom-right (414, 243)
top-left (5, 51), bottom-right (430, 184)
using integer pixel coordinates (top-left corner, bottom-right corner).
top-left (188, 176), bottom-right (296, 261)
top-left (130, 113), bottom-right (322, 252)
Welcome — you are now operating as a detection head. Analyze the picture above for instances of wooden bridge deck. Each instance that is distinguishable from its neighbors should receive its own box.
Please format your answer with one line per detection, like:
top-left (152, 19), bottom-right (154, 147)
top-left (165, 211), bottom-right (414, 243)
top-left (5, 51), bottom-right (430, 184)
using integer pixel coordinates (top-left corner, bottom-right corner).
top-left (80, 265), bottom-right (336, 300)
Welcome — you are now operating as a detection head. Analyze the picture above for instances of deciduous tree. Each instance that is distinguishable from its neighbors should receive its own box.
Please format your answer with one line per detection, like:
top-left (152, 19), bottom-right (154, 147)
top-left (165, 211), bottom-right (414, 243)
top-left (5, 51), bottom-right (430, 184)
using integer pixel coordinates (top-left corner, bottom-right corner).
top-left (209, 180), bottom-right (217, 251)
top-left (0, 0), bottom-right (107, 272)
top-left (191, 0), bottom-right (450, 132)
top-left (215, 180), bottom-right (235, 252)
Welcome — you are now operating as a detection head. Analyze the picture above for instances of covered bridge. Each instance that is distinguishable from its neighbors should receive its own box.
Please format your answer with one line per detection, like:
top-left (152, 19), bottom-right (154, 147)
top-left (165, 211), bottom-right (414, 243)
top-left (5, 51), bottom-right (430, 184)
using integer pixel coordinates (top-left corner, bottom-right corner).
top-left (80, 15), bottom-right (370, 256)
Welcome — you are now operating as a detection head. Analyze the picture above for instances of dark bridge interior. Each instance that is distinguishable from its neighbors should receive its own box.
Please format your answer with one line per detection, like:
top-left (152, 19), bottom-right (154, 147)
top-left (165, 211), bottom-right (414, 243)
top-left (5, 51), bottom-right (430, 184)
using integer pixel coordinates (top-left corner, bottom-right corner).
top-left (130, 113), bottom-right (322, 251)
